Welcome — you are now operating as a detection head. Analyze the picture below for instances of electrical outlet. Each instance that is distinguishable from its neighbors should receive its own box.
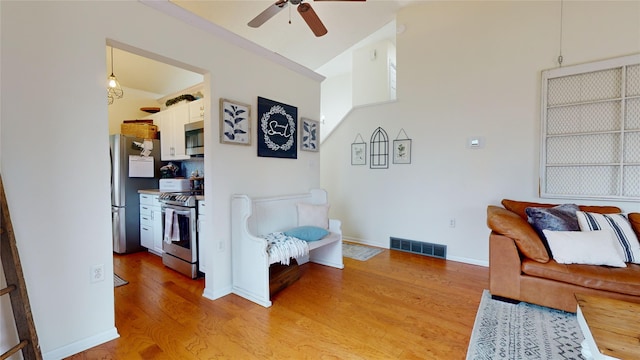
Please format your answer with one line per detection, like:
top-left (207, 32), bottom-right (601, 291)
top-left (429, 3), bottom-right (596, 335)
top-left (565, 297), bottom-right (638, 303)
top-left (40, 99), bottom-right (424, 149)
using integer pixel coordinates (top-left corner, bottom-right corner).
top-left (449, 218), bottom-right (456, 228)
top-left (218, 240), bottom-right (225, 252)
top-left (91, 264), bottom-right (105, 283)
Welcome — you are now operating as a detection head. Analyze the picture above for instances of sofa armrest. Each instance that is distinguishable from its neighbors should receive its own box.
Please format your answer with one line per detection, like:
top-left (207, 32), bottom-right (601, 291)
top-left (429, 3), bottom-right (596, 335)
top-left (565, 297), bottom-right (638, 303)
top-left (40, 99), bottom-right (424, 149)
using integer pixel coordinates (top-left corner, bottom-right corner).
top-left (489, 232), bottom-right (522, 300)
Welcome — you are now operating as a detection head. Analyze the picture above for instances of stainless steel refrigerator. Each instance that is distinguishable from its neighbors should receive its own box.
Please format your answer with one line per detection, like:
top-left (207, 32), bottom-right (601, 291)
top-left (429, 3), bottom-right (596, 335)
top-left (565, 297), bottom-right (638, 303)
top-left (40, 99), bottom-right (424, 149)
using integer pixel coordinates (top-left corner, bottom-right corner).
top-left (110, 134), bottom-right (161, 254)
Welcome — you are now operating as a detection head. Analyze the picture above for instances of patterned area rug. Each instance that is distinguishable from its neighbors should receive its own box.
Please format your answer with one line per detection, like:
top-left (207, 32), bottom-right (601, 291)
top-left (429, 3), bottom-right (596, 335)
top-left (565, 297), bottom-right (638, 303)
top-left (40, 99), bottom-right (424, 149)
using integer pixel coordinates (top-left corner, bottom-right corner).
top-left (466, 290), bottom-right (584, 360)
top-left (114, 273), bottom-right (128, 288)
top-left (342, 243), bottom-right (383, 261)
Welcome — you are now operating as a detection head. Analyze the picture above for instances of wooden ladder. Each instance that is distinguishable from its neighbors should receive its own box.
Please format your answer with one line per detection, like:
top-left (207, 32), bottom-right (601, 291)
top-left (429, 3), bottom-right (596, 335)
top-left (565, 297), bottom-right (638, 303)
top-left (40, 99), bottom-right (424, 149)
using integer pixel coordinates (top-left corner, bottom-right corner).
top-left (1, 175), bottom-right (42, 360)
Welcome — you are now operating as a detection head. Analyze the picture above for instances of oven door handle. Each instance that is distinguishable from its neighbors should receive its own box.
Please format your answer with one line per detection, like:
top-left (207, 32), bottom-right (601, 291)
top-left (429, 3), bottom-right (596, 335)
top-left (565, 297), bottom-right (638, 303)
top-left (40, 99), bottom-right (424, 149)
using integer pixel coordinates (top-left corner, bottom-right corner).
top-left (162, 207), bottom-right (193, 217)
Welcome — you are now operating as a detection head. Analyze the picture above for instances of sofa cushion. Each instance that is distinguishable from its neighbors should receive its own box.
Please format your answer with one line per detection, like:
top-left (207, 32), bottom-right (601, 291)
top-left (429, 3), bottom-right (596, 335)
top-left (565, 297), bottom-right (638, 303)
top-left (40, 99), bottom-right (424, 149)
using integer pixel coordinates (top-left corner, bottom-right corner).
top-left (502, 199), bottom-right (621, 221)
top-left (526, 204), bottom-right (580, 232)
top-left (629, 213), bottom-right (640, 240)
top-left (543, 229), bottom-right (627, 267)
top-left (487, 205), bottom-right (549, 263)
top-left (522, 258), bottom-right (640, 296)
top-left (576, 211), bottom-right (640, 264)
top-left (525, 204), bottom-right (580, 256)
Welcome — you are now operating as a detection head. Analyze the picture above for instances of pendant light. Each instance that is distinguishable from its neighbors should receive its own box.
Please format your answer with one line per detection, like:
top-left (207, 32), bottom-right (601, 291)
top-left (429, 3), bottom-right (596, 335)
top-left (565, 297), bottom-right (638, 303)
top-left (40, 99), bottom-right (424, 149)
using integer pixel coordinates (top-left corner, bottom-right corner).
top-left (107, 46), bottom-right (123, 105)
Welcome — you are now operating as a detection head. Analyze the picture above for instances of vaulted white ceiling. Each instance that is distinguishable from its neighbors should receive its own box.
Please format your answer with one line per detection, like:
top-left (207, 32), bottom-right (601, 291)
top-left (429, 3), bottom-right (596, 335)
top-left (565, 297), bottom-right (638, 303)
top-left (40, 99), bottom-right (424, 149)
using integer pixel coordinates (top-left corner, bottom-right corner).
top-left (171, 0), bottom-right (409, 71)
top-left (108, 0), bottom-right (411, 97)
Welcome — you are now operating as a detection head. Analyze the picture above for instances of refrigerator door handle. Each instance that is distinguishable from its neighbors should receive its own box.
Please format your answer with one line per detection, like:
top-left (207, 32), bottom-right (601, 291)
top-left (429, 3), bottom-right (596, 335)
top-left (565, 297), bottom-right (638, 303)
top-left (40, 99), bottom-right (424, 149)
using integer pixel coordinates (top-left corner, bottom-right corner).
top-left (112, 206), bottom-right (126, 253)
top-left (112, 207), bottom-right (120, 252)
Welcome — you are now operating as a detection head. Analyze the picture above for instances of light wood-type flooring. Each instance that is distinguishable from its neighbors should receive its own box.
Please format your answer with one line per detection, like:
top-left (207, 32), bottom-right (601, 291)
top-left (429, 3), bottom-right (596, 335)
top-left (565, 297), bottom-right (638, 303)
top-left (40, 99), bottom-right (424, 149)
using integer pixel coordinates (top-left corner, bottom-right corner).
top-left (67, 246), bottom-right (488, 359)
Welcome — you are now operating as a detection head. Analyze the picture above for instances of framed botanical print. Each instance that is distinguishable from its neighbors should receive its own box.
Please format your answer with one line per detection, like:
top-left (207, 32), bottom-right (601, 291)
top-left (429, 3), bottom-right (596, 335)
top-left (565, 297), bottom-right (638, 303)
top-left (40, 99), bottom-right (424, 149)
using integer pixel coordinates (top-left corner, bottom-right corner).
top-left (393, 139), bottom-right (412, 164)
top-left (257, 96), bottom-right (297, 159)
top-left (220, 98), bottom-right (251, 145)
top-left (300, 118), bottom-right (319, 152)
top-left (351, 142), bottom-right (366, 165)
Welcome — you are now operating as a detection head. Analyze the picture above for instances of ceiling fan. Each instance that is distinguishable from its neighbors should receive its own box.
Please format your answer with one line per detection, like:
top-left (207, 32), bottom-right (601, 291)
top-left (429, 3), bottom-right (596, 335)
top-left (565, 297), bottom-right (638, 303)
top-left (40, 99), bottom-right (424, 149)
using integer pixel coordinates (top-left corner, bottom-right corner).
top-left (248, 0), bottom-right (366, 37)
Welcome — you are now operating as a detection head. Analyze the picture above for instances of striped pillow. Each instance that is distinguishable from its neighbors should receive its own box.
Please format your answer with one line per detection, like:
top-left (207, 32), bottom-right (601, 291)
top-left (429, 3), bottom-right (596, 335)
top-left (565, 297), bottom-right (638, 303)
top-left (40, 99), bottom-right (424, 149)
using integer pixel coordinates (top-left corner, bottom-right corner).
top-left (576, 211), bottom-right (640, 263)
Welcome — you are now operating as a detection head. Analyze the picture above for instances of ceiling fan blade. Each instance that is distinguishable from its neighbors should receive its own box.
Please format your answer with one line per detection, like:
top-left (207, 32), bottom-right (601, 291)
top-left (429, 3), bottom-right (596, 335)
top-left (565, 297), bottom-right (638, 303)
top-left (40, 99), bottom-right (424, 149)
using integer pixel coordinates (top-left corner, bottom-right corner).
top-left (297, 3), bottom-right (328, 37)
top-left (248, 0), bottom-right (289, 28)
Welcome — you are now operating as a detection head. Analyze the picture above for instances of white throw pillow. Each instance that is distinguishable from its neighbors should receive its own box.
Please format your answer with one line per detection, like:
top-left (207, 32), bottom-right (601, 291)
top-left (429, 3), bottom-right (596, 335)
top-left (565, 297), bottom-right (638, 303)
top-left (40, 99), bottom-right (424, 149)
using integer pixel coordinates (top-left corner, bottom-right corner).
top-left (297, 203), bottom-right (330, 229)
top-left (576, 211), bottom-right (640, 264)
top-left (543, 229), bottom-right (627, 267)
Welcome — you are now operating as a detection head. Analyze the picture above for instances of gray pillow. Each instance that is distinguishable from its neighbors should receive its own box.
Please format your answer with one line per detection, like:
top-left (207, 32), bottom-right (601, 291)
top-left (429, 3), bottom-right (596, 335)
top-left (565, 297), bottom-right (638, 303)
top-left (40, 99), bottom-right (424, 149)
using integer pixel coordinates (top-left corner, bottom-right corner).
top-left (525, 203), bottom-right (580, 256)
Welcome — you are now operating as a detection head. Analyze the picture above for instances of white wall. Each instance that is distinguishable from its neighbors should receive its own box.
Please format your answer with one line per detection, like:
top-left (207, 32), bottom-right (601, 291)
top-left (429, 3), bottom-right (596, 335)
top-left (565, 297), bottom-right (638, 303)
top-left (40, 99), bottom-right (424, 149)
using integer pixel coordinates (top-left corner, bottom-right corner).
top-left (0, 1), bottom-right (321, 358)
top-left (321, 1), bottom-right (640, 265)
top-left (320, 73), bottom-right (352, 140)
top-left (352, 40), bottom-right (396, 106)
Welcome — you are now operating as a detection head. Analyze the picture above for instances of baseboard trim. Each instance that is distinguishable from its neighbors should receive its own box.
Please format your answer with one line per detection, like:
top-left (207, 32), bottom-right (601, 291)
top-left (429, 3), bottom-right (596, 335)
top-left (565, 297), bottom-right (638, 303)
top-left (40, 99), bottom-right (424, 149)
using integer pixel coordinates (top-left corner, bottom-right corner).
top-left (342, 236), bottom-right (387, 248)
top-left (343, 236), bottom-right (489, 267)
top-left (43, 327), bottom-right (119, 360)
top-left (203, 285), bottom-right (232, 301)
top-left (447, 255), bottom-right (489, 267)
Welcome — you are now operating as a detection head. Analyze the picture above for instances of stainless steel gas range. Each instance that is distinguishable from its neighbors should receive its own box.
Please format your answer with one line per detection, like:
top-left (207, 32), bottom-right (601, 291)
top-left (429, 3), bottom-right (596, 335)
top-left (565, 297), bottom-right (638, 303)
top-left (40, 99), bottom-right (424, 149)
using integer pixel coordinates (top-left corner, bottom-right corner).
top-left (159, 191), bottom-right (202, 278)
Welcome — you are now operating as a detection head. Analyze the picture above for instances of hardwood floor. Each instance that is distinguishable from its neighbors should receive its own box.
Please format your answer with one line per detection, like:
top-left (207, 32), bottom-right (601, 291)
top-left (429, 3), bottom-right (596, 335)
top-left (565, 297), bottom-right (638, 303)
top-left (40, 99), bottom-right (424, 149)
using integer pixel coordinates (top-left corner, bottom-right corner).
top-left (68, 247), bottom-right (488, 359)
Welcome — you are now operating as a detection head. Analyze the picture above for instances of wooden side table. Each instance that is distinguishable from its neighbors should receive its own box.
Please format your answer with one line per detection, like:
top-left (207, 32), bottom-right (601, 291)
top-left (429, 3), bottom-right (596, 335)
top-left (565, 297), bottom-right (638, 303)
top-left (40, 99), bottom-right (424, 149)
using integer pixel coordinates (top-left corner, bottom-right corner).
top-left (575, 293), bottom-right (640, 360)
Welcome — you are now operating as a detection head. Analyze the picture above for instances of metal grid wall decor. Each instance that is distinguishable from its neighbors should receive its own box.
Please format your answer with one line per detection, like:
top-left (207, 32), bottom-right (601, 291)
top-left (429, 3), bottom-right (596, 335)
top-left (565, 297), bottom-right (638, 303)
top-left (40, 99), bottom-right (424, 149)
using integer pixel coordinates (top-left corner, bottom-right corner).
top-left (540, 55), bottom-right (640, 200)
top-left (370, 127), bottom-right (389, 169)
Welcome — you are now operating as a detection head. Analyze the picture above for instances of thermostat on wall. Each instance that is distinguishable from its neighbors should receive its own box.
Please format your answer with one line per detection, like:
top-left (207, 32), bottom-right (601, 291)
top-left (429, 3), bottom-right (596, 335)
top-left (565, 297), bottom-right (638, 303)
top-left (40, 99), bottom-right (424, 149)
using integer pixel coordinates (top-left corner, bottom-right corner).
top-left (467, 137), bottom-right (485, 149)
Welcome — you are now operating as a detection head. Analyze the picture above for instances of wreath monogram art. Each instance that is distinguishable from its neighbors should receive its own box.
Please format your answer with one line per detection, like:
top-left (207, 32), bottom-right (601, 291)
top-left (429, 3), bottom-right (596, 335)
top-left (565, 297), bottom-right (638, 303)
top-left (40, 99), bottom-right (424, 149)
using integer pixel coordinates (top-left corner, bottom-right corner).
top-left (257, 97), bottom-right (298, 159)
top-left (260, 105), bottom-right (296, 151)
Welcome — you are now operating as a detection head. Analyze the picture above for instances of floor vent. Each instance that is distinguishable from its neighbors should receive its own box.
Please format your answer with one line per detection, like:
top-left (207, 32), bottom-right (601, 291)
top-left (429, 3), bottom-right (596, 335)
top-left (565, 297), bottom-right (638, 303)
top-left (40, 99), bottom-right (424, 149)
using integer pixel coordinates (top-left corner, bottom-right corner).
top-left (389, 237), bottom-right (447, 259)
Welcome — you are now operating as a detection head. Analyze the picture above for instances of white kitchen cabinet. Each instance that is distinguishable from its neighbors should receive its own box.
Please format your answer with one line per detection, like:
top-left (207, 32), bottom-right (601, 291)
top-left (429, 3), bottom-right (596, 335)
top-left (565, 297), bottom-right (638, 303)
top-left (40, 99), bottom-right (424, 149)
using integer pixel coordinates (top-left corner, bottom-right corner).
top-left (139, 193), bottom-right (163, 256)
top-left (151, 207), bottom-right (163, 255)
top-left (157, 103), bottom-right (190, 161)
top-left (149, 99), bottom-right (203, 161)
top-left (140, 204), bottom-right (153, 250)
top-left (189, 99), bottom-right (204, 123)
top-left (198, 200), bottom-right (207, 273)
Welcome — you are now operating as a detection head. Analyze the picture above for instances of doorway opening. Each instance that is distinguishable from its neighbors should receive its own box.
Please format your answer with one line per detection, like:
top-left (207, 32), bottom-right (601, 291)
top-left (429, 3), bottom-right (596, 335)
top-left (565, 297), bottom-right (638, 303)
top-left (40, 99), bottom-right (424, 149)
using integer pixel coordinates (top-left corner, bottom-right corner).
top-left (106, 39), bottom-right (209, 295)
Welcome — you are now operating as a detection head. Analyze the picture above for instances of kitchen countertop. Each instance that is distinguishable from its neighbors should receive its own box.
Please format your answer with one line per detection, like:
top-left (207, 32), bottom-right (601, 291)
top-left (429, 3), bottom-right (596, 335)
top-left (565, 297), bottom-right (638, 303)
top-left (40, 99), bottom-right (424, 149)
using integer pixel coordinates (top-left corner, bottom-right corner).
top-left (138, 189), bottom-right (162, 195)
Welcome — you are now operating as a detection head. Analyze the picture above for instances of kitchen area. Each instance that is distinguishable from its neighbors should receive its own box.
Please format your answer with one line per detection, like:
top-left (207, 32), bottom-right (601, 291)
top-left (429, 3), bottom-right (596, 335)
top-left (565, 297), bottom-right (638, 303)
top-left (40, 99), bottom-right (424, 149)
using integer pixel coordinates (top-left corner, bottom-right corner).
top-left (107, 45), bottom-right (208, 280)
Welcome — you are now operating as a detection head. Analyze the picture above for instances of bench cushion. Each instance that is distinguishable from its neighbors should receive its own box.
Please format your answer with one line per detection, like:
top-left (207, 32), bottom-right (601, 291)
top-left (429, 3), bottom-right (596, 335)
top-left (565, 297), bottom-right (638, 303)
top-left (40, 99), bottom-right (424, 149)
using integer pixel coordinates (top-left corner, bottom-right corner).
top-left (297, 203), bottom-right (330, 229)
top-left (284, 226), bottom-right (329, 241)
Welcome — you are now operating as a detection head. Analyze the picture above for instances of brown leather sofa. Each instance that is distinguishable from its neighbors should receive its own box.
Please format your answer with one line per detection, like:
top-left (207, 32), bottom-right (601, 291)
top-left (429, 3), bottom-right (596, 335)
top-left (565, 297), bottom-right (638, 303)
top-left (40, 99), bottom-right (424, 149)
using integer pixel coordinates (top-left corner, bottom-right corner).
top-left (487, 199), bottom-right (640, 313)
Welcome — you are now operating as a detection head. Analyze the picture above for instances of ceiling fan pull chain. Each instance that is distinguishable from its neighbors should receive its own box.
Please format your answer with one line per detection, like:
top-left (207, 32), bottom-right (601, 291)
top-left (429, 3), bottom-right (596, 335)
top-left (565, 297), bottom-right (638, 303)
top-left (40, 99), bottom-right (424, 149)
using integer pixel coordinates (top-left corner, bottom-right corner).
top-left (289, 4), bottom-right (292, 24)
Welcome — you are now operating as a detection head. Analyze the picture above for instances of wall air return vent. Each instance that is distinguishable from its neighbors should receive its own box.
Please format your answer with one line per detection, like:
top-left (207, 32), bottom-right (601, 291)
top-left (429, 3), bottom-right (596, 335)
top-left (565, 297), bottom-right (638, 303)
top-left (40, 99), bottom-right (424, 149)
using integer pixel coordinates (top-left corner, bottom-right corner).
top-left (389, 237), bottom-right (446, 259)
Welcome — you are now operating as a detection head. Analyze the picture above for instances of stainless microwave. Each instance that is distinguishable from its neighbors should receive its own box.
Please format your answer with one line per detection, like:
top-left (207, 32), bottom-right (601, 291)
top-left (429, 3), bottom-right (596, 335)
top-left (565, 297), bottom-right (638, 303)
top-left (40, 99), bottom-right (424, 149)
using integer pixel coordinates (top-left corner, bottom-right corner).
top-left (185, 121), bottom-right (204, 156)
